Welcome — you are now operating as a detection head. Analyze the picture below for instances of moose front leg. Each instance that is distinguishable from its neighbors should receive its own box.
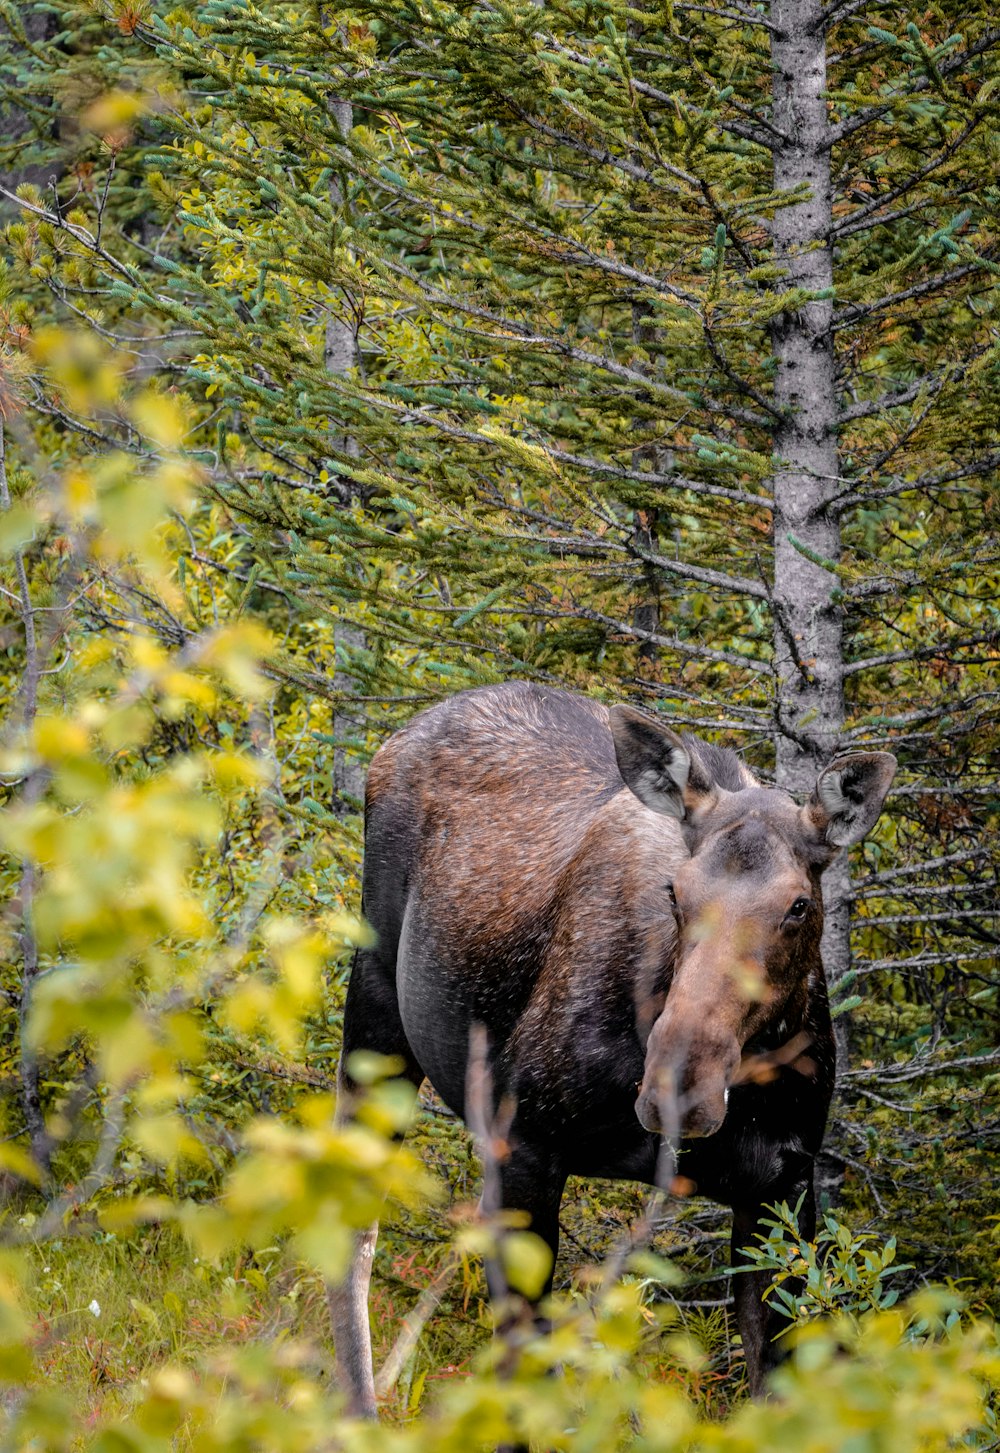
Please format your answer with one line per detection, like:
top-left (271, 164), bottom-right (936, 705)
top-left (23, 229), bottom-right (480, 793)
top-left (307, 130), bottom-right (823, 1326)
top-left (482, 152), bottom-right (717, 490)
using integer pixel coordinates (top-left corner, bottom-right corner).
top-left (483, 1142), bottom-right (566, 1453)
top-left (731, 1178), bottom-right (816, 1397)
top-left (485, 1141), bottom-right (566, 1328)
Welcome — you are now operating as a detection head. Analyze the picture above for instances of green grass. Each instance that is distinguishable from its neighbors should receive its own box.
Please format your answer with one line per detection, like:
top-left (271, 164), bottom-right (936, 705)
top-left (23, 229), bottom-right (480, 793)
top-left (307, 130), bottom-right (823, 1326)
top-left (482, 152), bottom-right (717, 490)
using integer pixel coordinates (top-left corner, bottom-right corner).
top-left (11, 1120), bottom-right (746, 1433)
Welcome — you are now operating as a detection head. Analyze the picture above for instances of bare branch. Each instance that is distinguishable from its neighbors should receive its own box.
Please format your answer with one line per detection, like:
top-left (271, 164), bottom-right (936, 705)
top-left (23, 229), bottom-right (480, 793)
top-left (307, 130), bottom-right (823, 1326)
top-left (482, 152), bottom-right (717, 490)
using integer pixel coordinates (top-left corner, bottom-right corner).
top-left (31, 1087), bottom-right (128, 1239)
top-left (563, 604), bottom-right (772, 671)
top-left (854, 950), bottom-right (991, 974)
top-left (833, 452), bottom-right (1000, 513)
top-left (842, 1047), bottom-right (1000, 1083)
top-left (855, 908), bottom-right (999, 927)
top-left (853, 878), bottom-right (999, 901)
top-left (853, 847), bottom-right (991, 887)
top-left (843, 631), bottom-right (997, 676)
top-left (835, 261), bottom-right (987, 330)
top-left (374, 1251), bottom-right (462, 1399)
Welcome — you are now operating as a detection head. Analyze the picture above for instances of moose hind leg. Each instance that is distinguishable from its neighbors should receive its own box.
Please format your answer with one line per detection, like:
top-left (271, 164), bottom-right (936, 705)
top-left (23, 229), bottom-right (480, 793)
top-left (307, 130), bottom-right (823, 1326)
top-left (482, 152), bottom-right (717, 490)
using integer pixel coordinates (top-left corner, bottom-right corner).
top-left (329, 947), bottom-right (423, 1417)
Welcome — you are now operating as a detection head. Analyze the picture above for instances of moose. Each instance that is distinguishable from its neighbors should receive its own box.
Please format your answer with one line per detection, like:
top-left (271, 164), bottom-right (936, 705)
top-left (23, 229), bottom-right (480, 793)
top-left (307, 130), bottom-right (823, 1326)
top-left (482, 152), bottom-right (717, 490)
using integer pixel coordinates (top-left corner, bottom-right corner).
top-left (330, 681), bottom-right (896, 1412)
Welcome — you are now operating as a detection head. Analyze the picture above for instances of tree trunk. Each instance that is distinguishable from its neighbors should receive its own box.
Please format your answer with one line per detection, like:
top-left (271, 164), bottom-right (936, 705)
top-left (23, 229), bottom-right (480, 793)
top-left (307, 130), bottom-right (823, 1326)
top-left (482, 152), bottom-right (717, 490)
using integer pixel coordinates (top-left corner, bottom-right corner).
top-left (768, 4), bottom-right (851, 1030)
top-left (0, 7), bottom-right (60, 209)
top-left (0, 418), bottom-right (50, 1175)
top-left (325, 96), bottom-right (366, 813)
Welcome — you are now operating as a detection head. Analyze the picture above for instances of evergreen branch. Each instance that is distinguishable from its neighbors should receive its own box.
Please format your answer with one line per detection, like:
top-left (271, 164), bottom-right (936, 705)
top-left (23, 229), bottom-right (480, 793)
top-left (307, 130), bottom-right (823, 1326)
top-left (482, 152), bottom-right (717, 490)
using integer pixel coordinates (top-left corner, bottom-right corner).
top-left (620, 540), bottom-right (771, 600)
top-left (833, 195), bottom-right (950, 241)
top-left (42, 276), bottom-right (201, 351)
top-left (785, 533), bottom-right (841, 574)
top-left (843, 690), bottom-right (997, 727)
top-left (834, 452), bottom-right (1000, 512)
top-left (700, 318), bottom-right (783, 420)
top-left (566, 605), bottom-right (772, 671)
top-left (838, 368), bottom-right (954, 423)
top-left (430, 510), bottom-right (770, 600)
top-left (544, 446), bottom-right (773, 509)
top-left (505, 47), bottom-right (705, 192)
top-left (0, 183), bottom-right (151, 296)
top-left (516, 237), bottom-right (702, 308)
top-left (672, 0), bottom-right (779, 31)
top-left (834, 260), bottom-right (988, 328)
top-left (501, 100), bottom-right (697, 198)
top-left (828, 27), bottom-right (1000, 145)
top-left (821, 0), bottom-right (879, 28)
top-left (627, 79), bottom-right (788, 151)
top-left (836, 384), bottom-right (943, 488)
top-left (832, 118), bottom-right (981, 238)
top-left (378, 258), bottom-right (770, 426)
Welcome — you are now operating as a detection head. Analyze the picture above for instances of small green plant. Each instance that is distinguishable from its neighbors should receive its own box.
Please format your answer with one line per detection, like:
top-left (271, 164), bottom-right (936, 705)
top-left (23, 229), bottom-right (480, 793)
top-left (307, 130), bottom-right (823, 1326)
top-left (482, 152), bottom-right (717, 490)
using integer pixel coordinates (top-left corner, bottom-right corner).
top-left (733, 1198), bottom-right (922, 1332)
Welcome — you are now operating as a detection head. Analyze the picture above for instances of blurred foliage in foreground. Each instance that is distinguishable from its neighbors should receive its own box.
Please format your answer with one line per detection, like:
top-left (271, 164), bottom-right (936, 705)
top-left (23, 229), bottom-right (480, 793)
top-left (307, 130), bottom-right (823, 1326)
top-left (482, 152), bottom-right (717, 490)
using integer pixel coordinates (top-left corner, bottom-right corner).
top-left (0, 333), bottom-right (996, 1451)
top-left (0, 0), bottom-right (999, 1435)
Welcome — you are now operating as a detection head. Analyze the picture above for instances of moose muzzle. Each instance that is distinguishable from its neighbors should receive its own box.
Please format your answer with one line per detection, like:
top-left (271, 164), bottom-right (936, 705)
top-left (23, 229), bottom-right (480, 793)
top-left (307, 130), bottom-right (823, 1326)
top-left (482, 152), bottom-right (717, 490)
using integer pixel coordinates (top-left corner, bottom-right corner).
top-left (635, 1029), bottom-right (741, 1140)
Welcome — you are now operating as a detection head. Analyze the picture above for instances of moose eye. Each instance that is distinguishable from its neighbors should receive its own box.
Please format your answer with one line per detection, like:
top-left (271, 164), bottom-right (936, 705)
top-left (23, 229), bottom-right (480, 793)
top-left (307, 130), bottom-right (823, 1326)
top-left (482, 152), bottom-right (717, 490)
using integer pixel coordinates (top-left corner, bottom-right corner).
top-left (785, 896), bottom-right (811, 923)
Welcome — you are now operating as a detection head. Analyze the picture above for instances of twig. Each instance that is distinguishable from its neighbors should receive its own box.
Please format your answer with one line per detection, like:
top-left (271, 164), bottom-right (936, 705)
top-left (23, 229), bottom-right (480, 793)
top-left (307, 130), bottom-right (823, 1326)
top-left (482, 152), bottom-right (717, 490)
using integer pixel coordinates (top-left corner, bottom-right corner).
top-left (30, 1087), bottom-right (128, 1240)
top-left (0, 419), bottom-right (49, 1176)
top-left (374, 1250), bottom-right (462, 1398)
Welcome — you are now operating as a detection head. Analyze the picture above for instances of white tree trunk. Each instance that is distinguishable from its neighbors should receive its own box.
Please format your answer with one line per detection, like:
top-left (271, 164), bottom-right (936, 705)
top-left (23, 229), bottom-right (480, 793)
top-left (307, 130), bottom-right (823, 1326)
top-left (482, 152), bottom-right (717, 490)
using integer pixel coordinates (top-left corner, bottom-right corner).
top-left (325, 97), bottom-right (366, 812)
top-left (768, 2), bottom-right (851, 1017)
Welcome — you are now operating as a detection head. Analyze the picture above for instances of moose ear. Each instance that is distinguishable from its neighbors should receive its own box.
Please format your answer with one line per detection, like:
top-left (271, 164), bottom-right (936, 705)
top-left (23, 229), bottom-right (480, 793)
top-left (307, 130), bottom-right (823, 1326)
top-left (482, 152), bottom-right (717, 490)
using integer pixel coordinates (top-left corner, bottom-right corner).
top-left (608, 706), bottom-right (714, 821)
top-left (807, 752), bottom-right (897, 848)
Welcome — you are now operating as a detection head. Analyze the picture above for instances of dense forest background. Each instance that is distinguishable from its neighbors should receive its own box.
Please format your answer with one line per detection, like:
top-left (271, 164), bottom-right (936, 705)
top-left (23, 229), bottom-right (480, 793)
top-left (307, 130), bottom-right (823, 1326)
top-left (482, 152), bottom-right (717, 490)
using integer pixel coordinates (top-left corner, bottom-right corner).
top-left (0, 0), bottom-right (997, 1446)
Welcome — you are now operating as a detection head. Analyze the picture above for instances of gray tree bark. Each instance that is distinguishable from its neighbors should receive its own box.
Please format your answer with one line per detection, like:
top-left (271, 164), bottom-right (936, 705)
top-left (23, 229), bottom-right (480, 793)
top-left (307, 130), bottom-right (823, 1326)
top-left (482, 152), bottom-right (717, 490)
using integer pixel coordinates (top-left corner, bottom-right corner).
top-left (0, 418), bottom-right (50, 1176)
top-left (0, 7), bottom-right (59, 210)
top-left (768, 2), bottom-right (852, 1031)
top-left (325, 96), bottom-right (366, 813)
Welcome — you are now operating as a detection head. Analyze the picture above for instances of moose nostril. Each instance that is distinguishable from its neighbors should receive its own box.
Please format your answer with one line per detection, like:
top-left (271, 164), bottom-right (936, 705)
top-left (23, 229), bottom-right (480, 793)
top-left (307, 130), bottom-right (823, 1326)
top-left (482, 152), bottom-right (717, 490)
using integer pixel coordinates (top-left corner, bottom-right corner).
top-left (635, 1091), bottom-right (662, 1135)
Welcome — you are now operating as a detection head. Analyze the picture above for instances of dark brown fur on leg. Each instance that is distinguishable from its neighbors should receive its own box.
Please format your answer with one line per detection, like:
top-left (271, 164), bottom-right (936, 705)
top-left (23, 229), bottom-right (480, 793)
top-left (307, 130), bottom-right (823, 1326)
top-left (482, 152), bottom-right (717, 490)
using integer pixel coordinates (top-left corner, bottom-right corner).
top-left (731, 1182), bottom-right (816, 1396)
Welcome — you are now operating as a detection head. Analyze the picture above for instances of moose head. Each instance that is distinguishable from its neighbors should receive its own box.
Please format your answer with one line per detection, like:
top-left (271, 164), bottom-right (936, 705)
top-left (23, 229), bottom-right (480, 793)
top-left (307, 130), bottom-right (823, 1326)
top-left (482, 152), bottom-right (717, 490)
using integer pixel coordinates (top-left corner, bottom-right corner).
top-left (609, 706), bottom-right (896, 1140)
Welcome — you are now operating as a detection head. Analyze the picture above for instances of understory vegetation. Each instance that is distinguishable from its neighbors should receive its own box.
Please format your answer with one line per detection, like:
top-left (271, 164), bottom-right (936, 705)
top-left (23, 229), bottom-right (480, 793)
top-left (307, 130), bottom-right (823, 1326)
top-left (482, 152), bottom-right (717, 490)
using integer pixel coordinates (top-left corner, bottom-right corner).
top-left (0, 0), bottom-right (998, 1446)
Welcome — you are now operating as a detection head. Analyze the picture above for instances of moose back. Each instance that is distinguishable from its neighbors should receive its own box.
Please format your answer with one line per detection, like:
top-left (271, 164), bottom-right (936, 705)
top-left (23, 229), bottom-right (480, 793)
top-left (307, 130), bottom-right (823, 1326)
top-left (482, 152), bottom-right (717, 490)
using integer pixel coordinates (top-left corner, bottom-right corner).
top-left (331, 682), bottom-right (896, 1411)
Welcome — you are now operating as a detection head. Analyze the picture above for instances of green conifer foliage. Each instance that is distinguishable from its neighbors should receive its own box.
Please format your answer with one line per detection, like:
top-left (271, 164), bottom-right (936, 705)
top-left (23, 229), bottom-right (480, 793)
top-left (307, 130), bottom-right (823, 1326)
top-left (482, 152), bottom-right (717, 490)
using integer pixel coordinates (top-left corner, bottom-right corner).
top-left (0, 0), bottom-right (997, 1341)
